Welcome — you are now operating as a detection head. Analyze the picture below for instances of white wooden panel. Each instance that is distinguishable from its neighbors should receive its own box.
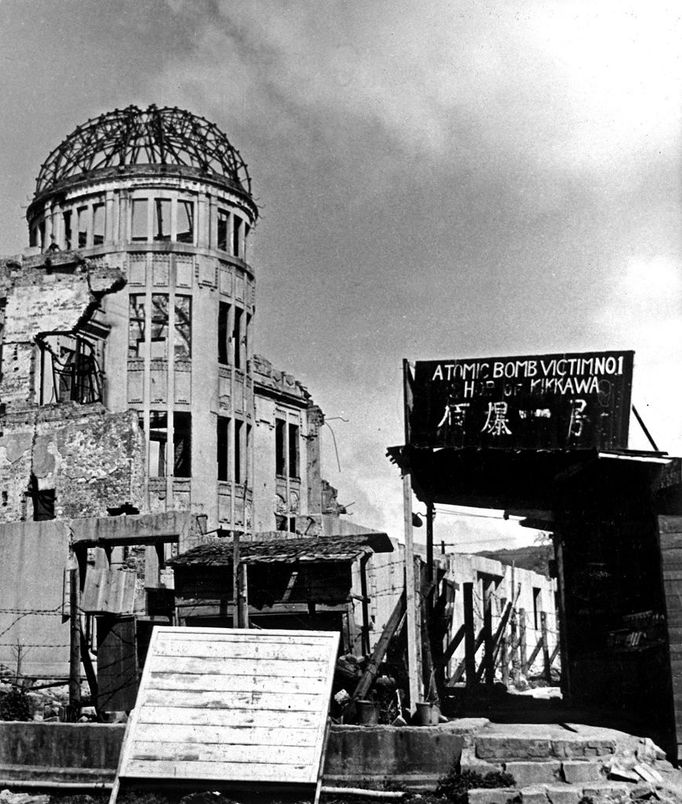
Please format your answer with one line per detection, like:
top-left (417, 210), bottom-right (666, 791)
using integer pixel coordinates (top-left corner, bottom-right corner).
top-left (118, 626), bottom-right (338, 788)
top-left (149, 671), bottom-right (326, 694)
top-left (137, 705), bottom-right (320, 729)
top-left (125, 759), bottom-right (312, 782)
top-left (134, 723), bottom-right (317, 746)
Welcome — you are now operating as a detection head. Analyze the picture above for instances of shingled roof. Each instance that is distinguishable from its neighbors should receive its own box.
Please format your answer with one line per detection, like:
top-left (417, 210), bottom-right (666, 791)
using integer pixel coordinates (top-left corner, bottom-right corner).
top-left (170, 534), bottom-right (391, 568)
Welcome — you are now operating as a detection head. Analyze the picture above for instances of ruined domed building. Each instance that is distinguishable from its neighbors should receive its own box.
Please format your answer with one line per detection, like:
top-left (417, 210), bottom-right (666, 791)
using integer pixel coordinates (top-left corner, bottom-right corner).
top-left (21, 105), bottom-right (327, 533)
top-left (0, 106), bottom-right (390, 685)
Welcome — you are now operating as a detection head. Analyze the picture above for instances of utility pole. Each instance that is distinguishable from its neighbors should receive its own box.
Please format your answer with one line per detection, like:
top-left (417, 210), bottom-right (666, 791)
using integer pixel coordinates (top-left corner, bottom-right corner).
top-left (402, 359), bottom-right (423, 708)
top-left (68, 556), bottom-right (81, 721)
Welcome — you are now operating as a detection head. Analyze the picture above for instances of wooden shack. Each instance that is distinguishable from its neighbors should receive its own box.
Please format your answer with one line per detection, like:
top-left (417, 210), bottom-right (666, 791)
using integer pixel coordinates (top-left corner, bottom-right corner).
top-left (170, 532), bottom-right (393, 655)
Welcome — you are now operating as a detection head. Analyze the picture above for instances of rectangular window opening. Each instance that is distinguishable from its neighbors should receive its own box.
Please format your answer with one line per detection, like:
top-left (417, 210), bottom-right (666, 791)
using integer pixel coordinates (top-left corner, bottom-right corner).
top-left (275, 419), bottom-right (286, 477)
top-left (63, 210), bottom-right (73, 249)
top-left (217, 416), bottom-right (229, 481)
top-left (232, 307), bottom-right (243, 370)
top-left (128, 295), bottom-right (146, 358)
top-left (232, 216), bottom-right (242, 257)
top-left (93, 204), bottom-right (105, 245)
top-left (77, 207), bottom-right (88, 248)
top-left (234, 419), bottom-right (243, 484)
top-left (174, 295), bottom-right (191, 359)
top-left (154, 198), bottom-right (171, 242)
top-left (131, 199), bottom-right (148, 242)
top-left (288, 423), bottom-right (300, 478)
top-left (177, 200), bottom-right (194, 243)
top-left (217, 209), bottom-right (229, 252)
top-left (149, 412), bottom-right (168, 477)
top-left (150, 294), bottom-right (169, 359)
top-left (218, 302), bottom-right (230, 365)
top-left (173, 412), bottom-right (191, 477)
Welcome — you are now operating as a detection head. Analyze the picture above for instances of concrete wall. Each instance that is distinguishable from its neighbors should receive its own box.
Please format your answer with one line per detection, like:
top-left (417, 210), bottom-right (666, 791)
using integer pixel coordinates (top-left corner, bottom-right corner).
top-left (0, 520), bottom-right (71, 676)
top-left (0, 721), bottom-right (464, 789)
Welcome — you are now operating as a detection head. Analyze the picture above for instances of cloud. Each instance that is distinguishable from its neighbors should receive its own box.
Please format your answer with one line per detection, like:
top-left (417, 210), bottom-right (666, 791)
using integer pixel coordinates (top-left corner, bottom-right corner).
top-left (155, 0), bottom-right (682, 179)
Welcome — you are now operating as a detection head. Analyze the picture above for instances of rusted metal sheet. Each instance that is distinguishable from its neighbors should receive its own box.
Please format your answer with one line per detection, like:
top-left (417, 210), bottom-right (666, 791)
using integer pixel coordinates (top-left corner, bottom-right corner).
top-left (115, 626), bottom-right (338, 793)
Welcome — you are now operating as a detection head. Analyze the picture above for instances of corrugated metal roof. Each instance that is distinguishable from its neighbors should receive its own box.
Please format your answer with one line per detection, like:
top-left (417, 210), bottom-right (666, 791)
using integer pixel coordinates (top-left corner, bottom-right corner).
top-left (170, 535), bottom-right (377, 567)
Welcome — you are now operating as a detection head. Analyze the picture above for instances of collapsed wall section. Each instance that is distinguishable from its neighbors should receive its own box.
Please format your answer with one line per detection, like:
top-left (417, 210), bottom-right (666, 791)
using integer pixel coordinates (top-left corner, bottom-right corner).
top-left (0, 253), bottom-right (145, 522)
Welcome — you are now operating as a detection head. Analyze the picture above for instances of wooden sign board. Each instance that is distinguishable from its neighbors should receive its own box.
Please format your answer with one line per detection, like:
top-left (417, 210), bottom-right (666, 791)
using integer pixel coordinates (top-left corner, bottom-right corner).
top-left (112, 626), bottom-right (339, 801)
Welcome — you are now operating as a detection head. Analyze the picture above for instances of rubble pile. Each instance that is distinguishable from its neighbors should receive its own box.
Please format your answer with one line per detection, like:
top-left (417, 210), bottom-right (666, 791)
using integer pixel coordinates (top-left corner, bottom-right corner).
top-left (0, 680), bottom-right (95, 723)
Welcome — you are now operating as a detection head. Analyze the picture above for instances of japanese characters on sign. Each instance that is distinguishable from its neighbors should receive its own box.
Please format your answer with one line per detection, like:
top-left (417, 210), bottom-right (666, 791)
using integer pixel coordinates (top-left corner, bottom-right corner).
top-left (408, 351), bottom-right (634, 450)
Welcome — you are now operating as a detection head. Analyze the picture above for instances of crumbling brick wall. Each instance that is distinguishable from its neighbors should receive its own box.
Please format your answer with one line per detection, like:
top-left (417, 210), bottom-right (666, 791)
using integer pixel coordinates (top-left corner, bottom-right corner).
top-left (0, 253), bottom-right (145, 521)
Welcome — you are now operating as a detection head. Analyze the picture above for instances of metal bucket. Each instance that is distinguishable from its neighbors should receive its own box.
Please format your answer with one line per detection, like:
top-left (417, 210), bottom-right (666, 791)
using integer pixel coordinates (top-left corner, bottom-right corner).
top-left (414, 701), bottom-right (440, 726)
top-left (356, 699), bottom-right (379, 725)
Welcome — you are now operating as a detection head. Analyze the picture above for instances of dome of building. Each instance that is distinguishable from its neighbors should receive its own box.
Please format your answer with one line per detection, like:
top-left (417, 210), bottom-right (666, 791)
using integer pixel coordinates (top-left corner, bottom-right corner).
top-left (34, 104), bottom-right (252, 200)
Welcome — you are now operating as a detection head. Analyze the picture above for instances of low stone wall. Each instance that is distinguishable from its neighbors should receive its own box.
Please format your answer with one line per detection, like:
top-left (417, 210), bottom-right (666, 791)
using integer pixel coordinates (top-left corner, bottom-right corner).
top-left (0, 721), bottom-right (464, 788)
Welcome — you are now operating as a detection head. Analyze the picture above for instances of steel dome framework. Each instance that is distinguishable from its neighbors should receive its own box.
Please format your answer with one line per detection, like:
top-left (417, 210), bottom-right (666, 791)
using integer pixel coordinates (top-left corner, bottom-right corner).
top-left (35, 105), bottom-right (252, 198)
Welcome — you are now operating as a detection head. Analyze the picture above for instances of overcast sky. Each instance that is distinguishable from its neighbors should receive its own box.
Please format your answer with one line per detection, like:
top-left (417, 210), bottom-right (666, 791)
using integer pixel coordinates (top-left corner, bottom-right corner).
top-left (0, 1), bottom-right (680, 548)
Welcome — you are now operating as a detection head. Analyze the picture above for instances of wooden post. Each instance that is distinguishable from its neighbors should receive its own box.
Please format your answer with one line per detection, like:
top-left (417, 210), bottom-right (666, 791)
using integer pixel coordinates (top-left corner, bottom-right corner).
top-left (402, 358), bottom-right (422, 709)
top-left (426, 500), bottom-right (434, 584)
top-left (500, 632), bottom-right (509, 686)
top-left (541, 611), bottom-right (551, 683)
top-left (463, 582), bottom-right (475, 689)
top-left (483, 580), bottom-right (494, 686)
top-left (510, 608), bottom-right (520, 686)
top-left (68, 559), bottom-right (81, 721)
top-left (237, 563), bottom-right (249, 628)
top-left (359, 554), bottom-right (371, 655)
top-left (519, 607), bottom-right (527, 673)
top-left (353, 592), bottom-right (406, 701)
top-left (232, 532), bottom-right (240, 628)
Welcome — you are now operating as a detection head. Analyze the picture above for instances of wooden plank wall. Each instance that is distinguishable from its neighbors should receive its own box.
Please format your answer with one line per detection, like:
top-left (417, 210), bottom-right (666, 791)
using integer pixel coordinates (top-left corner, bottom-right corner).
top-left (657, 515), bottom-right (682, 759)
top-left (97, 616), bottom-right (138, 712)
top-left (118, 627), bottom-right (339, 787)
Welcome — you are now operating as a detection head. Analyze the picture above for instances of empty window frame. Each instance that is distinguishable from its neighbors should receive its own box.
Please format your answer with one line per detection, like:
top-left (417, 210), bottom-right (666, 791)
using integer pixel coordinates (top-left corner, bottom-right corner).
top-left (234, 419), bottom-right (244, 484)
top-left (149, 412), bottom-right (168, 477)
top-left (150, 294), bottom-right (169, 358)
top-left (77, 207), bottom-right (89, 248)
top-left (131, 199), bottom-right (148, 242)
top-left (288, 423), bottom-right (300, 478)
top-left (63, 210), bottom-right (73, 249)
top-left (153, 198), bottom-right (172, 242)
top-left (218, 302), bottom-right (230, 365)
top-left (173, 412), bottom-right (191, 477)
top-left (275, 419), bottom-right (286, 477)
top-left (29, 224), bottom-right (39, 248)
top-left (128, 295), bottom-right (146, 358)
top-left (177, 200), bottom-right (194, 243)
top-left (276, 419), bottom-right (300, 478)
top-left (217, 416), bottom-right (230, 481)
top-left (174, 296), bottom-right (191, 359)
top-left (93, 203), bottom-right (105, 245)
top-left (217, 209), bottom-right (229, 252)
top-left (232, 216), bottom-right (242, 257)
top-left (232, 306), bottom-right (243, 370)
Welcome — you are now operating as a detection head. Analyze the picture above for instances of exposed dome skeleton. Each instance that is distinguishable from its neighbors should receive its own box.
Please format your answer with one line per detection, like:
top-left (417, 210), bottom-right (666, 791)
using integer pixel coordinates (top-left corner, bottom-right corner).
top-left (34, 104), bottom-right (252, 199)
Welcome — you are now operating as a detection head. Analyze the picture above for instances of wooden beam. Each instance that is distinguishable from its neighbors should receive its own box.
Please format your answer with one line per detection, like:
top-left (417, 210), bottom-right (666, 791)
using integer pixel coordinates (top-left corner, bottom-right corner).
top-left (483, 580), bottom-right (494, 686)
top-left (463, 582), bottom-right (475, 688)
top-left (437, 624), bottom-right (465, 670)
top-left (359, 554), bottom-right (371, 656)
top-left (403, 472), bottom-right (421, 708)
top-left (353, 592), bottom-right (406, 702)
